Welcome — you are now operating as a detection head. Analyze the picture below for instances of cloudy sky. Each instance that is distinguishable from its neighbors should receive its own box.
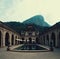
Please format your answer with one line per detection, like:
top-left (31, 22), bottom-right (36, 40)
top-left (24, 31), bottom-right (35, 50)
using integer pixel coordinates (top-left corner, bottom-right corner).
top-left (0, 0), bottom-right (60, 25)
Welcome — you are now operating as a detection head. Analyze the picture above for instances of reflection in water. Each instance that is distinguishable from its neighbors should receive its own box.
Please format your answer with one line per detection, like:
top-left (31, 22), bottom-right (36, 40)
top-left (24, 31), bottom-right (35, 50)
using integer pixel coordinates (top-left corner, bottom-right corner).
top-left (15, 44), bottom-right (46, 50)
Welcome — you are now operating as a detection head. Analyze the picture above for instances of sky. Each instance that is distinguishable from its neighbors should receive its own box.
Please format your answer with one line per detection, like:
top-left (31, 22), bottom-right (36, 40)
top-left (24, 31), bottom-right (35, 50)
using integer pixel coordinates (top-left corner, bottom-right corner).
top-left (0, 0), bottom-right (60, 25)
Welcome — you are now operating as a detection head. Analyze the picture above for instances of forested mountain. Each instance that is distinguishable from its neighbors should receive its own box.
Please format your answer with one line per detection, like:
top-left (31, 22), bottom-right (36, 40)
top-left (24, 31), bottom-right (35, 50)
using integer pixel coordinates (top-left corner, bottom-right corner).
top-left (4, 15), bottom-right (50, 34)
top-left (23, 15), bottom-right (50, 27)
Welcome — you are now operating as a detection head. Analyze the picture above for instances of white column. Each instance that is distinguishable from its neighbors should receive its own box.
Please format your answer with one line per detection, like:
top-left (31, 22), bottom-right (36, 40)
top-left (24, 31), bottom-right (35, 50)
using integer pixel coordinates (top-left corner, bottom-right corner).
top-left (9, 34), bottom-right (12, 46)
top-left (14, 35), bottom-right (16, 45)
top-left (55, 31), bottom-right (58, 47)
top-left (2, 31), bottom-right (6, 47)
top-left (16, 36), bottom-right (18, 45)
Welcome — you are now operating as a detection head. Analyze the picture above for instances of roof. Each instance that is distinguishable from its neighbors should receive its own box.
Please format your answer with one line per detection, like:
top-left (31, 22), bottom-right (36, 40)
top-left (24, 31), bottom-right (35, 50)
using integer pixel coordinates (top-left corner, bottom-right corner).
top-left (40, 22), bottom-right (60, 35)
top-left (0, 21), bottom-right (20, 35)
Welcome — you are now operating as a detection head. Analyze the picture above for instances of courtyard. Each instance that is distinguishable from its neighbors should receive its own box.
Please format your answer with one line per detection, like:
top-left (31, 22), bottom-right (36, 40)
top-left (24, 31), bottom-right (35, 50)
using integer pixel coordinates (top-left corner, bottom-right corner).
top-left (0, 45), bottom-right (60, 59)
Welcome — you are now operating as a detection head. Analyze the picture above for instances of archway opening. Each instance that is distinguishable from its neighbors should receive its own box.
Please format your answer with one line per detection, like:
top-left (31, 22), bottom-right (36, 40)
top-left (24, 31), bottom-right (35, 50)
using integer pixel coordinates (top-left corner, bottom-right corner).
top-left (15, 36), bottom-right (17, 45)
top-left (21, 38), bottom-right (24, 44)
top-left (29, 38), bottom-right (32, 44)
top-left (46, 35), bottom-right (49, 45)
top-left (36, 37), bottom-right (39, 44)
top-left (5, 32), bottom-right (9, 46)
top-left (58, 32), bottom-right (60, 47)
top-left (43, 36), bottom-right (45, 45)
top-left (0, 31), bottom-right (2, 47)
top-left (11, 35), bottom-right (14, 45)
top-left (51, 32), bottom-right (56, 47)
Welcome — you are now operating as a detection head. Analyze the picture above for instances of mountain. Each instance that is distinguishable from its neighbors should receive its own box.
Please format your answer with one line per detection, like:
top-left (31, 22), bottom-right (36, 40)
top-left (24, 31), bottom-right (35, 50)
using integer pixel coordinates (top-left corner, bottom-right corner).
top-left (4, 15), bottom-right (50, 34)
top-left (23, 15), bottom-right (50, 27)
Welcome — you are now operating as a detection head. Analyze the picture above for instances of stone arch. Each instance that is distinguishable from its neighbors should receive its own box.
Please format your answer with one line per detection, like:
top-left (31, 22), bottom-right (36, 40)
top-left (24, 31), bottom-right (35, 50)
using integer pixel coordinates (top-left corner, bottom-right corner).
top-left (5, 32), bottom-right (10, 46)
top-left (51, 32), bottom-right (56, 47)
top-left (11, 34), bottom-right (14, 45)
top-left (40, 37), bottom-right (42, 44)
top-left (36, 37), bottom-right (39, 44)
top-left (58, 32), bottom-right (60, 47)
top-left (0, 31), bottom-right (2, 47)
top-left (22, 38), bottom-right (24, 44)
top-left (58, 32), bottom-right (60, 39)
top-left (46, 35), bottom-right (49, 45)
top-left (29, 37), bottom-right (32, 44)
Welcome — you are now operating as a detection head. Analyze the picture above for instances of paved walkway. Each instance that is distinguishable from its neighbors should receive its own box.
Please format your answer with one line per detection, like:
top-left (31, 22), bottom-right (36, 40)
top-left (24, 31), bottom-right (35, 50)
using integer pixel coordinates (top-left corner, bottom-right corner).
top-left (0, 45), bottom-right (60, 59)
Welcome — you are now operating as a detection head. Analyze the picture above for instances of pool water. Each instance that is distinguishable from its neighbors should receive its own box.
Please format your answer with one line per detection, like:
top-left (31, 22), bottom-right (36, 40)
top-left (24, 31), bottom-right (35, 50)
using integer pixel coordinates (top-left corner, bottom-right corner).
top-left (15, 44), bottom-right (47, 50)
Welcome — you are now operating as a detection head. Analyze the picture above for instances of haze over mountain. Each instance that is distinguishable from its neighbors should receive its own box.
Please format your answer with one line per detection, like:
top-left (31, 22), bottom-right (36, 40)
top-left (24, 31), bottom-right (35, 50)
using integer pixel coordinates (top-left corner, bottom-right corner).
top-left (23, 15), bottom-right (50, 27)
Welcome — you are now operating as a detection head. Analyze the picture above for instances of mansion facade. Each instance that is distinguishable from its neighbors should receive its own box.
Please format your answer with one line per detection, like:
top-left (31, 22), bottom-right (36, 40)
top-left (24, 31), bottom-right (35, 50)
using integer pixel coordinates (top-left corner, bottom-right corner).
top-left (20, 24), bottom-right (40, 44)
